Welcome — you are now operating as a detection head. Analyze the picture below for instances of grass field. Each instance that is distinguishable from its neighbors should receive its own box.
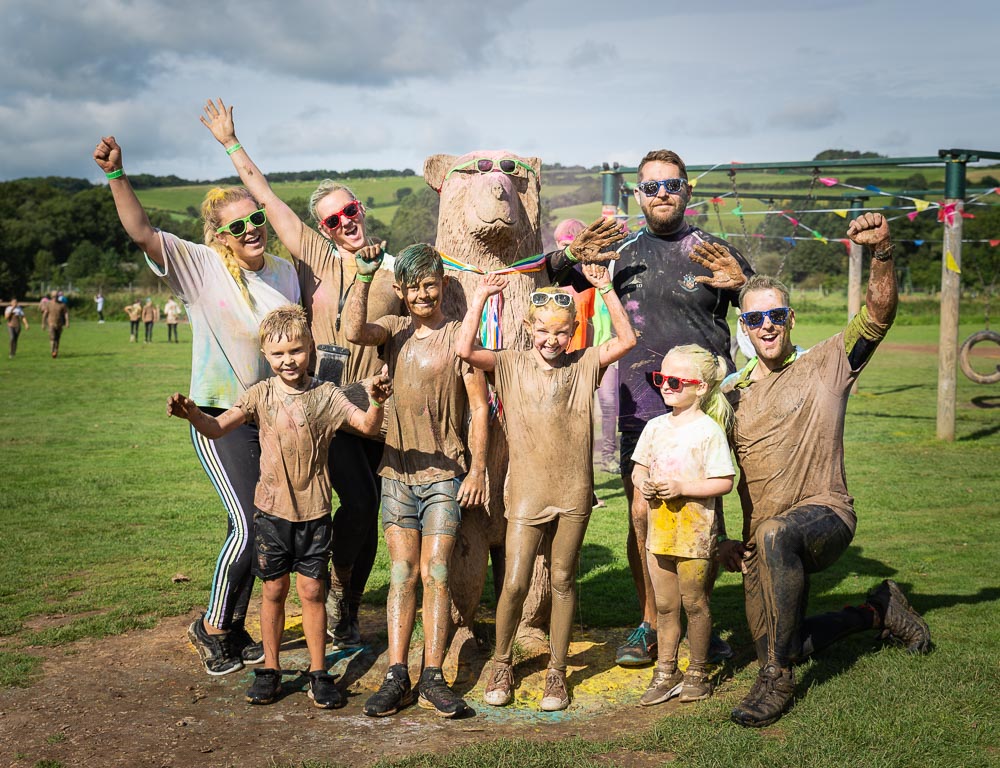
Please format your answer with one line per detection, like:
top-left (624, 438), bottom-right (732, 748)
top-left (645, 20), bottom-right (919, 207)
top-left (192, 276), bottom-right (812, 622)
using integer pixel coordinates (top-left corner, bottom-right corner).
top-left (1, 312), bottom-right (998, 767)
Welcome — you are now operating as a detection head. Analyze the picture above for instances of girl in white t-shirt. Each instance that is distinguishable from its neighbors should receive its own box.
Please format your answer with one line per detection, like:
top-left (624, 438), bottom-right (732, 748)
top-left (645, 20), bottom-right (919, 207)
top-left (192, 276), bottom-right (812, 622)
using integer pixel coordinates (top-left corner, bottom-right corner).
top-left (631, 344), bottom-right (735, 707)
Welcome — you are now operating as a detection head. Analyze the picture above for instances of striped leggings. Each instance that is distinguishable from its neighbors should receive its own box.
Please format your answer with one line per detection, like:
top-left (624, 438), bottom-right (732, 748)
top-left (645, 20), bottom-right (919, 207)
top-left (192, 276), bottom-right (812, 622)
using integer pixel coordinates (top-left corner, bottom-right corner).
top-left (190, 410), bottom-right (261, 631)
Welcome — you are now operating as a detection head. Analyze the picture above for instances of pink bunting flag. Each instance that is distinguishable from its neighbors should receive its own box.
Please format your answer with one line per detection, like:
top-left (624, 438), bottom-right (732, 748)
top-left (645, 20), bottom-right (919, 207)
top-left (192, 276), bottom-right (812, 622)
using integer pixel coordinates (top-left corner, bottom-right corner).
top-left (819, 177), bottom-right (839, 186)
top-left (990, 240), bottom-right (1000, 247)
top-left (841, 239), bottom-right (851, 254)
top-left (788, 217), bottom-right (799, 227)
top-left (961, 212), bottom-right (975, 219)
top-left (684, 208), bottom-right (698, 216)
top-left (907, 210), bottom-right (921, 221)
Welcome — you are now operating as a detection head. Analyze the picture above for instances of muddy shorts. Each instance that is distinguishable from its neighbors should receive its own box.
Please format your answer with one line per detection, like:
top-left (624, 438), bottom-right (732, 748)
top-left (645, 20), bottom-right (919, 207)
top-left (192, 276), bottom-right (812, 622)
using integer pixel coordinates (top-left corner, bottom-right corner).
top-left (619, 429), bottom-right (642, 477)
top-left (252, 510), bottom-right (332, 582)
top-left (48, 326), bottom-right (63, 343)
top-left (380, 476), bottom-right (462, 536)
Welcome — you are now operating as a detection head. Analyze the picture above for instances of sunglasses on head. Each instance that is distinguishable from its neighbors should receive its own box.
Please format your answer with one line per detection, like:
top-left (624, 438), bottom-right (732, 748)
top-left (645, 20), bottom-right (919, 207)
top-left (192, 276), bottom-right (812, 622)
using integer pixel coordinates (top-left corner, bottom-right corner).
top-left (216, 209), bottom-right (267, 237)
top-left (530, 291), bottom-right (574, 308)
top-left (320, 201), bottom-right (363, 230)
top-left (740, 307), bottom-right (791, 328)
top-left (636, 178), bottom-right (687, 196)
top-left (651, 371), bottom-right (703, 390)
top-left (446, 157), bottom-right (537, 180)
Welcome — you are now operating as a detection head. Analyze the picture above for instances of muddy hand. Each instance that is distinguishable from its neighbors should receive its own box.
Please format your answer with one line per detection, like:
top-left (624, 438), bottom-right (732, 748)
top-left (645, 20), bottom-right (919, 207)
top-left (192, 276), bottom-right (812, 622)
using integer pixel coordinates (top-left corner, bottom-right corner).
top-left (93, 136), bottom-right (122, 174)
top-left (369, 372), bottom-right (392, 404)
top-left (846, 212), bottom-right (890, 247)
top-left (690, 242), bottom-right (747, 290)
top-left (355, 241), bottom-right (386, 277)
top-left (581, 263), bottom-right (611, 290)
top-left (166, 393), bottom-right (191, 419)
top-left (200, 98), bottom-right (237, 145)
top-left (475, 272), bottom-right (507, 303)
top-left (569, 217), bottom-right (625, 263)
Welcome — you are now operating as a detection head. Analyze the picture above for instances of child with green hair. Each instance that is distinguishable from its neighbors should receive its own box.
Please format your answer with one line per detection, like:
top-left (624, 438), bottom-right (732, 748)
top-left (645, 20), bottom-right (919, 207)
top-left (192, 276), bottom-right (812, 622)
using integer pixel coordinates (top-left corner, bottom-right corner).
top-left (631, 344), bottom-right (736, 706)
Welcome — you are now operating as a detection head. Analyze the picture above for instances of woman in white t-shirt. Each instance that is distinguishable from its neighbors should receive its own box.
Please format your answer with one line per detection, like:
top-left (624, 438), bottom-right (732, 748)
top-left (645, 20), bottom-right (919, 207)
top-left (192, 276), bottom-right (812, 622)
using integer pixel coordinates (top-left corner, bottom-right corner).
top-left (94, 135), bottom-right (301, 677)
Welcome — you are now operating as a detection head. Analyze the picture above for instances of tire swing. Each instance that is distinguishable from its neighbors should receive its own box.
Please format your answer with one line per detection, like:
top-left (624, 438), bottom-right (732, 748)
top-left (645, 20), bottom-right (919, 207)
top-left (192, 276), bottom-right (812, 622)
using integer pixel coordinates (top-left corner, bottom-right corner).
top-left (959, 265), bottom-right (1000, 385)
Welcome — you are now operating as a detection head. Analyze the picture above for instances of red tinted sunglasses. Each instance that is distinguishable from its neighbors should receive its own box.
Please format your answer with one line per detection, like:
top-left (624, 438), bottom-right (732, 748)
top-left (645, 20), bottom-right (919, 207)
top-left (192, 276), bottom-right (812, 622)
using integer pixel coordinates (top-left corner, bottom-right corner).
top-left (320, 201), bottom-right (363, 230)
top-left (651, 371), bottom-right (702, 390)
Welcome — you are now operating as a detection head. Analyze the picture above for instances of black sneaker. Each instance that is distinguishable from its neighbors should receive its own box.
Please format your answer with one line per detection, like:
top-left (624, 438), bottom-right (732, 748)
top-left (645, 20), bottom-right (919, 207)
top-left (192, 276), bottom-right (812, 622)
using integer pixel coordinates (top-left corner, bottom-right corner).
top-left (245, 667), bottom-right (282, 705)
top-left (867, 579), bottom-right (932, 654)
top-left (418, 667), bottom-right (468, 718)
top-left (306, 670), bottom-right (345, 709)
top-left (363, 664), bottom-right (414, 717)
top-left (229, 626), bottom-right (264, 664)
top-left (187, 614), bottom-right (243, 676)
top-left (708, 633), bottom-right (734, 664)
top-left (731, 664), bottom-right (795, 727)
top-left (326, 590), bottom-right (362, 650)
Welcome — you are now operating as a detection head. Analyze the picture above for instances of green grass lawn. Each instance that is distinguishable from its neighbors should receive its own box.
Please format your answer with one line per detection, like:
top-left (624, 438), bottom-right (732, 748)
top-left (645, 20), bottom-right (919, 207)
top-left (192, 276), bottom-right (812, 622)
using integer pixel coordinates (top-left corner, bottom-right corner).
top-left (1, 313), bottom-right (998, 767)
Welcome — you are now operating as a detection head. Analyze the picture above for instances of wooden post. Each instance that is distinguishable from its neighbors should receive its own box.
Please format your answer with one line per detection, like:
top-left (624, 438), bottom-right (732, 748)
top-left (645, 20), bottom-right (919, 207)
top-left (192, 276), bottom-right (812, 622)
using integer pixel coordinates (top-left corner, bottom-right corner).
top-left (936, 155), bottom-right (966, 440)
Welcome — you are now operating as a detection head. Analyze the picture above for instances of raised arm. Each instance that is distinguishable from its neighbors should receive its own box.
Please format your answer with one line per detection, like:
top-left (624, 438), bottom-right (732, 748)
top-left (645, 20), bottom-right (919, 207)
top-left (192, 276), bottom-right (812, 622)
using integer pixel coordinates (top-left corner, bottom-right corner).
top-left (343, 244), bottom-right (391, 346)
top-left (455, 273), bottom-right (504, 372)
top-left (346, 373), bottom-right (393, 436)
top-left (93, 136), bottom-right (163, 266)
top-left (581, 263), bottom-right (636, 367)
top-left (200, 99), bottom-right (306, 257)
top-left (848, 212), bottom-right (897, 326)
top-left (167, 393), bottom-right (245, 439)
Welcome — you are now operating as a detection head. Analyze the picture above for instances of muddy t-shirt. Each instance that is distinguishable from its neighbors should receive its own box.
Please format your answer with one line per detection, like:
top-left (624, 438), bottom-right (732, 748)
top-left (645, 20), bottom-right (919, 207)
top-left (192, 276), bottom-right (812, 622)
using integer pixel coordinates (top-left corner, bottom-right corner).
top-left (608, 226), bottom-right (751, 433)
top-left (492, 347), bottom-right (602, 524)
top-left (632, 412), bottom-right (735, 559)
top-left (236, 377), bottom-right (353, 522)
top-left (728, 308), bottom-right (890, 540)
top-left (296, 226), bottom-right (402, 386)
top-left (45, 301), bottom-right (68, 330)
top-left (376, 316), bottom-right (471, 485)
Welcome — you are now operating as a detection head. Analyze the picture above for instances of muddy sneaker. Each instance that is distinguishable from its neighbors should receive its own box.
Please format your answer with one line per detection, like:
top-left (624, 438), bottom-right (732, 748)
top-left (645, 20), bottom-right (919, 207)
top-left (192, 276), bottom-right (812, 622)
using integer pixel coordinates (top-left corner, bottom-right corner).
top-left (731, 664), bottom-right (795, 727)
top-left (187, 614), bottom-right (243, 676)
top-left (615, 623), bottom-right (657, 667)
top-left (678, 668), bottom-right (713, 703)
top-left (639, 664), bottom-right (683, 706)
top-left (364, 664), bottom-right (413, 717)
top-left (306, 670), bottom-right (345, 709)
top-left (483, 660), bottom-right (514, 706)
top-left (867, 579), bottom-right (932, 654)
top-left (708, 633), bottom-right (734, 664)
top-left (539, 668), bottom-right (570, 711)
top-left (245, 667), bottom-right (282, 705)
top-left (418, 667), bottom-right (469, 718)
top-left (326, 590), bottom-right (362, 649)
top-left (229, 626), bottom-right (264, 664)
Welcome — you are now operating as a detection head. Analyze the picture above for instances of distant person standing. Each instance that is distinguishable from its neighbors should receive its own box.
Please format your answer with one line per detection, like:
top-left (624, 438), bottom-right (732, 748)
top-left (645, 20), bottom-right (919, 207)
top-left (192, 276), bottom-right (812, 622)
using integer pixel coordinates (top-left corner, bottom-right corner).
top-left (5, 298), bottom-right (29, 358)
top-left (164, 297), bottom-right (182, 343)
top-left (142, 297), bottom-right (158, 343)
top-left (95, 291), bottom-right (106, 323)
top-left (125, 299), bottom-right (142, 342)
top-left (45, 291), bottom-right (69, 358)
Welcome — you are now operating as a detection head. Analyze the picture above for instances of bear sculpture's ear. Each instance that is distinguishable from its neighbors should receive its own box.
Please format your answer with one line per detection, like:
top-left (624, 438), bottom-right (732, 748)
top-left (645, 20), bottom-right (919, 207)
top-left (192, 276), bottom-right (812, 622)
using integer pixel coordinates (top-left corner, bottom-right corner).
top-left (423, 154), bottom-right (458, 192)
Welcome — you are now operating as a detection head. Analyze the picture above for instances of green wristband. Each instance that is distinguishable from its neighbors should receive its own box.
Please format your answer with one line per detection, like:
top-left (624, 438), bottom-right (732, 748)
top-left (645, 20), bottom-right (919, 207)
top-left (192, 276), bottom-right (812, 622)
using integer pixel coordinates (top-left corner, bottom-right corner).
top-left (716, 534), bottom-right (728, 544)
top-left (225, 143), bottom-right (242, 156)
top-left (598, 283), bottom-right (614, 295)
top-left (370, 397), bottom-right (383, 408)
top-left (357, 273), bottom-right (374, 283)
top-left (564, 245), bottom-right (579, 263)
top-left (105, 169), bottom-right (124, 180)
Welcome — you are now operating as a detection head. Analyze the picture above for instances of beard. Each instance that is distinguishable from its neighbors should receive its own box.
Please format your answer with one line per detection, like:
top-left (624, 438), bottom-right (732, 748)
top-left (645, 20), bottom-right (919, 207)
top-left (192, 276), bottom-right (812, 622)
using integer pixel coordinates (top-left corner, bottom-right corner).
top-left (643, 199), bottom-right (687, 235)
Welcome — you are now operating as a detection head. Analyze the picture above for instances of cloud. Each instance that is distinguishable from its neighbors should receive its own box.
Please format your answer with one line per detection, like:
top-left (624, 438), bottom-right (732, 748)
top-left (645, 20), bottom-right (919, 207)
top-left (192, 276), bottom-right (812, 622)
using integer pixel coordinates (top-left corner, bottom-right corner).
top-left (767, 100), bottom-right (844, 131)
top-left (565, 41), bottom-right (620, 69)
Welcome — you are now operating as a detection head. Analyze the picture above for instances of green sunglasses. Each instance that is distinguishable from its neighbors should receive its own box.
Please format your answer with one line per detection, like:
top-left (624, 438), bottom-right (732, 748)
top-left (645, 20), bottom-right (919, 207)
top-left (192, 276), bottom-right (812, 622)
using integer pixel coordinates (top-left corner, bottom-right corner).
top-left (217, 209), bottom-right (267, 237)
top-left (445, 157), bottom-right (537, 180)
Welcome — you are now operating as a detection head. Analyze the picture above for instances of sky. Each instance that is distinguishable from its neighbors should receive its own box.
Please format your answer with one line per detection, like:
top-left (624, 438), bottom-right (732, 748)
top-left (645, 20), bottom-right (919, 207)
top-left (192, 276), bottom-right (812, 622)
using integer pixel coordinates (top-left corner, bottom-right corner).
top-left (1, 0), bottom-right (998, 184)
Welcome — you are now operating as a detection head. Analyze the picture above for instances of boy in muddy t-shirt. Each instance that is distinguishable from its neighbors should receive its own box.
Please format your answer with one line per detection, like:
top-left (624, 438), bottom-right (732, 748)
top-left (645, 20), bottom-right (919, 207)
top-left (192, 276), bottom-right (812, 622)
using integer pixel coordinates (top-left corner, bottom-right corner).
top-left (344, 243), bottom-right (488, 719)
top-left (168, 304), bottom-right (391, 711)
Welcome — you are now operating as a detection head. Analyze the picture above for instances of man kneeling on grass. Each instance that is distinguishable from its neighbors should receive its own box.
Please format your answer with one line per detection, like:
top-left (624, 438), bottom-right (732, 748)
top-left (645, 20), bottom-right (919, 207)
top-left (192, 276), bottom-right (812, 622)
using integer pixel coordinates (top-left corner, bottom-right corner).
top-left (168, 304), bottom-right (390, 709)
top-left (720, 213), bottom-right (932, 728)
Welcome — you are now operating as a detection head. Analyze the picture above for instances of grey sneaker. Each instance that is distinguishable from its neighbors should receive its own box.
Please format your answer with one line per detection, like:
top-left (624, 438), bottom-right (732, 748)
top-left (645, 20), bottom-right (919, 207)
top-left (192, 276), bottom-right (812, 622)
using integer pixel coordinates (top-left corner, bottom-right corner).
top-left (616, 623), bottom-right (657, 667)
top-left (867, 579), bottom-right (932, 654)
top-left (539, 668), bottom-right (570, 712)
top-left (678, 668), bottom-right (713, 703)
top-left (187, 614), bottom-right (243, 676)
top-left (483, 660), bottom-right (514, 706)
top-left (639, 664), bottom-right (683, 706)
top-left (731, 664), bottom-right (795, 727)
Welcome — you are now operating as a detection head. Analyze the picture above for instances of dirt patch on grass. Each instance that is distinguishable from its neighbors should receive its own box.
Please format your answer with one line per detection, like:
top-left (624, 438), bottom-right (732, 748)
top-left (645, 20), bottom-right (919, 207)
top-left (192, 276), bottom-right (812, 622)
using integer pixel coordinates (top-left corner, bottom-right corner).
top-left (0, 610), bottom-right (724, 768)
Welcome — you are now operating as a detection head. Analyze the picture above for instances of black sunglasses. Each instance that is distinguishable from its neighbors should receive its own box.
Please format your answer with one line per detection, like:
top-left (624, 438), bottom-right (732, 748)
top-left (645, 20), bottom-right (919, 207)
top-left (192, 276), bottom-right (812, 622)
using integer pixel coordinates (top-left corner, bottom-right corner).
top-left (740, 307), bottom-right (791, 328)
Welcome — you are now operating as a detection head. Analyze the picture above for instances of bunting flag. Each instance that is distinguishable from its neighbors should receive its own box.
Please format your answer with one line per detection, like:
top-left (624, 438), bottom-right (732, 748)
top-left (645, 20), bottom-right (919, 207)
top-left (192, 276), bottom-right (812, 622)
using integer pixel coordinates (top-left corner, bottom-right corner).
top-left (732, 205), bottom-right (743, 216)
top-left (914, 240), bottom-right (924, 246)
top-left (945, 251), bottom-right (961, 273)
top-left (688, 178), bottom-right (698, 188)
top-left (841, 239), bottom-right (851, 254)
top-left (819, 177), bottom-right (839, 186)
top-left (991, 240), bottom-right (1000, 247)
top-left (833, 209), bottom-right (848, 218)
top-left (783, 237), bottom-right (797, 246)
top-left (914, 199), bottom-right (932, 212)
top-left (684, 208), bottom-right (699, 216)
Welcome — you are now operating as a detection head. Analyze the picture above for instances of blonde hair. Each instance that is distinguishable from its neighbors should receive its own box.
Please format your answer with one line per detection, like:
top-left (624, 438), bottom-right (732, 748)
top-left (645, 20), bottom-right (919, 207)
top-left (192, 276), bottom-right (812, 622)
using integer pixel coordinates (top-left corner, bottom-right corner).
top-left (259, 304), bottom-right (311, 347)
top-left (308, 180), bottom-right (359, 224)
top-left (665, 344), bottom-right (733, 430)
top-left (200, 187), bottom-right (261, 308)
top-left (526, 286), bottom-right (577, 324)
